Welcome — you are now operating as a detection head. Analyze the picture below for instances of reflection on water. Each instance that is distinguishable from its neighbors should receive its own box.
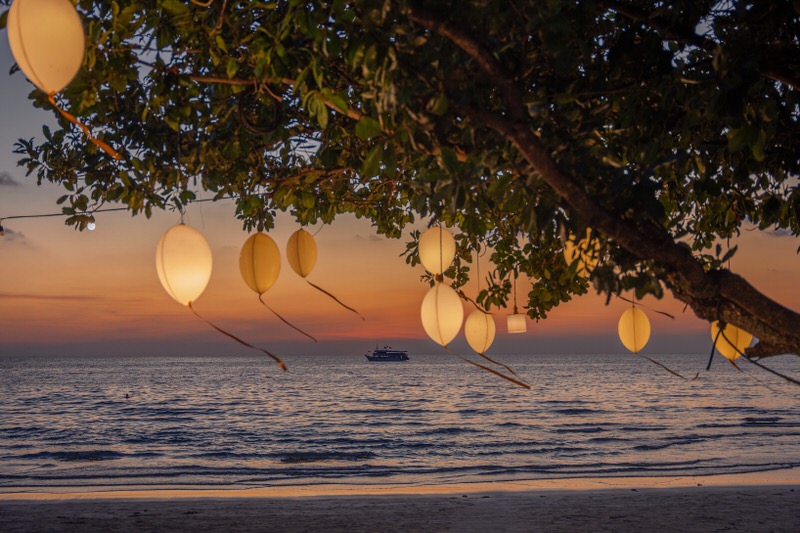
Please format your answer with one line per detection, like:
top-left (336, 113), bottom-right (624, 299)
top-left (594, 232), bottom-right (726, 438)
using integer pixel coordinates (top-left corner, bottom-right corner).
top-left (0, 353), bottom-right (798, 490)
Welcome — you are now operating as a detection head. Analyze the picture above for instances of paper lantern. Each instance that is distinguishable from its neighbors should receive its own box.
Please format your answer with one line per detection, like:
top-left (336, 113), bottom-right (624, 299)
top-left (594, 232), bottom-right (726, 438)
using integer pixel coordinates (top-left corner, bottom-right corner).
top-left (507, 313), bottom-right (527, 334)
top-left (711, 321), bottom-right (752, 361)
top-left (286, 229), bottom-right (317, 278)
top-left (155, 224), bottom-right (213, 306)
top-left (618, 307), bottom-right (651, 353)
top-left (7, 0), bottom-right (85, 94)
top-left (564, 228), bottom-right (600, 277)
top-left (420, 284), bottom-right (463, 347)
top-left (465, 310), bottom-right (496, 354)
top-left (419, 226), bottom-right (456, 275)
top-left (240, 232), bottom-right (281, 295)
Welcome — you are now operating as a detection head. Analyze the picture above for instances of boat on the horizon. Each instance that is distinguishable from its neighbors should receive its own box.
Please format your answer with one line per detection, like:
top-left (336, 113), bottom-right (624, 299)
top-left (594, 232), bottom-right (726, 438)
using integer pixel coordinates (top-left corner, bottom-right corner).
top-left (365, 346), bottom-right (409, 361)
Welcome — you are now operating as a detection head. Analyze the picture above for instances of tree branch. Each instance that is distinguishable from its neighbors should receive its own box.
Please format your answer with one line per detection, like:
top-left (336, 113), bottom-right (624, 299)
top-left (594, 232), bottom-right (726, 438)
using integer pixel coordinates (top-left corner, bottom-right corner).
top-left (405, 2), bottom-right (526, 122)
top-left (411, 5), bottom-right (800, 358)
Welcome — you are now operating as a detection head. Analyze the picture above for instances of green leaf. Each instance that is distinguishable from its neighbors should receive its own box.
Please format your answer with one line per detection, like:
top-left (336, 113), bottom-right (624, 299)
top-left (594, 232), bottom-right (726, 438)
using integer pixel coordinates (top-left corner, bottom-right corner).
top-left (0, 10), bottom-right (8, 30)
top-left (355, 117), bottom-right (382, 140)
top-left (161, 0), bottom-right (189, 16)
top-left (226, 58), bottom-right (239, 79)
top-left (361, 144), bottom-right (382, 177)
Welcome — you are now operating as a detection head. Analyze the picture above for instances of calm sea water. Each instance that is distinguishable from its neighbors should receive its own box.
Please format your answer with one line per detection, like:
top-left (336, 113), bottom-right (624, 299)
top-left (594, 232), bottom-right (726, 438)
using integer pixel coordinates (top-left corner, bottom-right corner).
top-left (1, 353), bottom-right (799, 491)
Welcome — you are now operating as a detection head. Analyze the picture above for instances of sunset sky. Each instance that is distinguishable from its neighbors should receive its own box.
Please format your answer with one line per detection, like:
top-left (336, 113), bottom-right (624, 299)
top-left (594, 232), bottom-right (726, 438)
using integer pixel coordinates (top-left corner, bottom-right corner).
top-left (1, 41), bottom-right (798, 359)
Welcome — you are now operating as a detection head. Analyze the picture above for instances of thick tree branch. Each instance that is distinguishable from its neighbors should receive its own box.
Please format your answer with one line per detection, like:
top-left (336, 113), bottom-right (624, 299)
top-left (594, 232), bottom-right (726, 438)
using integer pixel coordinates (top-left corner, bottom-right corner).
top-left (405, 2), bottom-right (526, 122)
top-left (412, 6), bottom-right (800, 358)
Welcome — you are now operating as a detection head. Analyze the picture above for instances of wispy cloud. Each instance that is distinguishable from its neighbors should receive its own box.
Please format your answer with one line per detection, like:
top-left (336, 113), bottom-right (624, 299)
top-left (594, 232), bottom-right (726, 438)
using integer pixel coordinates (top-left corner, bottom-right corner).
top-left (0, 227), bottom-right (27, 244)
top-left (0, 172), bottom-right (19, 187)
top-left (354, 234), bottom-right (385, 242)
top-left (766, 228), bottom-right (795, 238)
top-left (0, 292), bottom-right (102, 302)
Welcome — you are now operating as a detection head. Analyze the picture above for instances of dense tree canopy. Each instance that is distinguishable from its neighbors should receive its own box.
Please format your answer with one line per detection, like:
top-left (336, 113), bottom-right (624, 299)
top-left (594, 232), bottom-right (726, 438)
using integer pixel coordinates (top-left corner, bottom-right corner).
top-left (3, 0), bottom-right (799, 358)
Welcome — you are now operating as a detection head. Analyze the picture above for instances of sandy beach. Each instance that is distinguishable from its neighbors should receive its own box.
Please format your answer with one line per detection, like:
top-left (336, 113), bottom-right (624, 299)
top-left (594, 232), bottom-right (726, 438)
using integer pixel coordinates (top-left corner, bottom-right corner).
top-left (2, 472), bottom-right (799, 532)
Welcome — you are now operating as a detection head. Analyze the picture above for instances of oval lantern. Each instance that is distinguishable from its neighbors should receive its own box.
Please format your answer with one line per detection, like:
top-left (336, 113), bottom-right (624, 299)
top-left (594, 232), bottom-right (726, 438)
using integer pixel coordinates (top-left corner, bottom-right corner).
top-left (465, 310), bottom-right (496, 354)
top-left (564, 228), bottom-right (600, 277)
top-left (507, 313), bottom-right (527, 334)
top-left (711, 321), bottom-right (752, 361)
top-left (155, 224), bottom-right (213, 306)
top-left (618, 307), bottom-right (651, 353)
top-left (420, 283), bottom-right (464, 347)
top-left (418, 226), bottom-right (456, 275)
top-left (7, 0), bottom-right (85, 94)
top-left (240, 232), bottom-right (281, 295)
top-left (286, 229), bottom-right (317, 278)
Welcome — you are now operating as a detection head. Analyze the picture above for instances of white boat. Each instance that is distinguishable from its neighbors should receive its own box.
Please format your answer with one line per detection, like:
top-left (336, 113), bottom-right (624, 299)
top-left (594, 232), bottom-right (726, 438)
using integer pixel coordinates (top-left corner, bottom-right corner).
top-left (365, 347), bottom-right (409, 361)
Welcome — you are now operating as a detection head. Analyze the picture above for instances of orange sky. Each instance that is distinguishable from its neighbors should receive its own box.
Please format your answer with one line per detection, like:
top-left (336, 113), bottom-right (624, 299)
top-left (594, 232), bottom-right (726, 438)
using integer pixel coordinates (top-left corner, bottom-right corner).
top-left (1, 41), bottom-right (798, 358)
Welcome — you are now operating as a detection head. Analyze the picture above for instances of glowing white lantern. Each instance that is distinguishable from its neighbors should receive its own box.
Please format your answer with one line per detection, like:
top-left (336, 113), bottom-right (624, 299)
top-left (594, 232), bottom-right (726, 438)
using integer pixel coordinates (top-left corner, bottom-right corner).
top-left (564, 228), bottom-right (600, 277)
top-left (286, 228), bottom-right (317, 278)
top-left (465, 309), bottom-right (496, 354)
top-left (7, 0), bottom-right (85, 94)
top-left (239, 232), bottom-right (281, 295)
top-left (507, 313), bottom-right (527, 334)
top-left (418, 226), bottom-right (456, 275)
top-left (618, 307), bottom-right (651, 353)
top-left (420, 283), bottom-right (463, 347)
top-left (155, 224), bottom-right (213, 306)
top-left (711, 321), bottom-right (752, 361)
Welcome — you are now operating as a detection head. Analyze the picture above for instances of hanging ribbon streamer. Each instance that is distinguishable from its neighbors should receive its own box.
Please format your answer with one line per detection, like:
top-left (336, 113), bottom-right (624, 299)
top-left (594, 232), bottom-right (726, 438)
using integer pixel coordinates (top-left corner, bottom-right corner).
top-left (717, 329), bottom-right (800, 387)
top-left (258, 293), bottom-right (318, 342)
top-left (636, 353), bottom-right (698, 381)
top-left (48, 92), bottom-right (121, 160)
top-left (458, 355), bottom-right (531, 390)
top-left (306, 279), bottom-right (365, 320)
top-left (474, 351), bottom-right (522, 378)
top-left (616, 295), bottom-right (676, 319)
top-left (188, 301), bottom-right (286, 371)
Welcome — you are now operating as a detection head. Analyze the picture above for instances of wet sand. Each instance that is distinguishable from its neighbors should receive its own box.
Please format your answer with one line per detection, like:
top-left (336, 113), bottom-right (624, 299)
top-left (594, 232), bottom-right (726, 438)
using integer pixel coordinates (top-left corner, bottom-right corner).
top-left (2, 472), bottom-right (799, 532)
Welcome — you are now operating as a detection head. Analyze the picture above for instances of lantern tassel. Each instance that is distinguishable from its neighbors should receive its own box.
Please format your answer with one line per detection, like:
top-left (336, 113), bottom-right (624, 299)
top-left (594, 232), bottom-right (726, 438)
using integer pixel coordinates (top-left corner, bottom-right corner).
top-left (258, 293), bottom-right (318, 343)
top-left (306, 280), bottom-right (365, 320)
top-left (719, 330), bottom-right (800, 387)
top-left (188, 301), bottom-right (287, 371)
top-left (476, 352), bottom-right (520, 377)
top-left (616, 295), bottom-right (675, 319)
top-left (636, 354), bottom-right (697, 381)
top-left (458, 355), bottom-right (531, 389)
top-left (48, 93), bottom-right (122, 160)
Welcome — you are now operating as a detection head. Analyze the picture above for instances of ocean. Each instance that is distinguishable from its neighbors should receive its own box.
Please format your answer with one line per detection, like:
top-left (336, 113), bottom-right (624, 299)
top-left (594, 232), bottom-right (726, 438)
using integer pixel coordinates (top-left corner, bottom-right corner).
top-left (1, 353), bottom-right (799, 492)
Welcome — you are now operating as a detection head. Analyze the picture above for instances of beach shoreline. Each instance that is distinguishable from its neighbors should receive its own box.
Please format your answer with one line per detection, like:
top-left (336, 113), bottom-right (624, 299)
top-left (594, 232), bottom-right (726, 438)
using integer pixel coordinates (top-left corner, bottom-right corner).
top-left (2, 466), bottom-right (799, 500)
top-left (2, 470), bottom-right (799, 532)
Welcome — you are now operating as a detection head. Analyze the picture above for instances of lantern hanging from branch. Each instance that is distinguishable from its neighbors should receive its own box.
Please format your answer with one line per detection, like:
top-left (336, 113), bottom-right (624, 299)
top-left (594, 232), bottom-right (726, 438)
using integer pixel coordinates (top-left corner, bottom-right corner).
top-left (240, 232), bottom-right (317, 342)
top-left (7, 0), bottom-right (85, 94)
top-left (563, 228), bottom-right (601, 277)
top-left (240, 232), bottom-right (281, 295)
top-left (418, 226), bottom-right (456, 275)
top-left (711, 321), bottom-right (753, 361)
top-left (7, 0), bottom-right (121, 160)
top-left (420, 283), bottom-right (463, 347)
top-left (617, 306), bottom-right (651, 353)
top-left (507, 313), bottom-right (527, 334)
top-left (155, 223), bottom-right (286, 371)
top-left (465, 309), bottom-right (496, 354)
top-left (286, 228), bottom-right (363, 319)
top-left (286, 228), bottom-right (317, 278)
top-left (156, 224), bottom-right (213, 307)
